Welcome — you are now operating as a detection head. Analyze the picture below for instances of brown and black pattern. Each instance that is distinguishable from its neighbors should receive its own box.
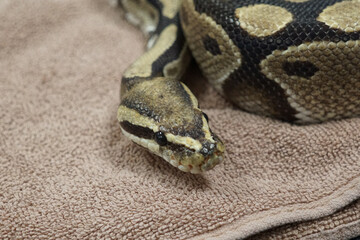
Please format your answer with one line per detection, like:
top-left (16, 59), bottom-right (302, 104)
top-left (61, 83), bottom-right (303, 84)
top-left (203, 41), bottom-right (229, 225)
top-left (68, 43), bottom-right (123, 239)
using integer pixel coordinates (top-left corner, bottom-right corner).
top-left (121, 77), bottom-right (206, 139)
top-left (121, 0), bottom-right (189, 90)
top-left (118, 0), bottom-right (360, 172)
top-left (182, 0), bottom-right (360, 123)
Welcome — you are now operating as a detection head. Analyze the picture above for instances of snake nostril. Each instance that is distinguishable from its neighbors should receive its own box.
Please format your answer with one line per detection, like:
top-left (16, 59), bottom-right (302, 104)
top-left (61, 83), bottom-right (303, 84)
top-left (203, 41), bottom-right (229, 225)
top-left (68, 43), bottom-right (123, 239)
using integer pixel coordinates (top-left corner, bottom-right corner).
top-left (200, 142), bottom-right (216, 156)
top-left (200, 147), bottom-right (209, 155)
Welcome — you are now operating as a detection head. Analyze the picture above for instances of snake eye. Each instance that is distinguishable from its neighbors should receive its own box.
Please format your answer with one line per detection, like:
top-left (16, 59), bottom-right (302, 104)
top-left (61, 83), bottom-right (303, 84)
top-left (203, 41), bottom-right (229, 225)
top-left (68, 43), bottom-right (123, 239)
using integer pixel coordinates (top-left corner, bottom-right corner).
top-left (154, 131), bottom-right (167, 146)
top-left (203, 112), bottom-right (209, 122)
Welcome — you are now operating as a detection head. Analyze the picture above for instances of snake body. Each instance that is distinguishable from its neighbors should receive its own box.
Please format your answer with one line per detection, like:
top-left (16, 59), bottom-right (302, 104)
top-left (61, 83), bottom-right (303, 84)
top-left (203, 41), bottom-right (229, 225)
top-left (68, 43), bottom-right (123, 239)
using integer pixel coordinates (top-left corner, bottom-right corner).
top-left (117, 0), bottom-right (360, 173)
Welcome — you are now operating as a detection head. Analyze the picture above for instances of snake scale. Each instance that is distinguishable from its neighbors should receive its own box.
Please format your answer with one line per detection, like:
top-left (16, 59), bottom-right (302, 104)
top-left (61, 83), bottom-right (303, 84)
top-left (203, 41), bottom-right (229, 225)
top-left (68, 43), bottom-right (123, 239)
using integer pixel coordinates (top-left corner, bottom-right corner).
top-left (117, 0), bottom-right (360, 173)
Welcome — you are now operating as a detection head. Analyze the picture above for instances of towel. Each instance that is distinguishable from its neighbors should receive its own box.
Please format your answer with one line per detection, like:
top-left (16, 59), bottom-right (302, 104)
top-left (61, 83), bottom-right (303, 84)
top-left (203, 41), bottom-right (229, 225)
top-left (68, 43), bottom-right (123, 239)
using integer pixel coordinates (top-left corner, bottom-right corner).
top-left (1, 0), bottom-right (359, 239)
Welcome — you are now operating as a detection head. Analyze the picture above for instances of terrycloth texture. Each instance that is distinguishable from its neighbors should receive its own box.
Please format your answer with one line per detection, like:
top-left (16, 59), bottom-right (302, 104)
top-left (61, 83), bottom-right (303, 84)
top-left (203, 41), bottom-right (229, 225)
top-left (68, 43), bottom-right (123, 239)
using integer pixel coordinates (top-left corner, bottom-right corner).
top-left (1, 0), bottom-right (359, 239)
top-left (249, 199), bottom-right (360, 240)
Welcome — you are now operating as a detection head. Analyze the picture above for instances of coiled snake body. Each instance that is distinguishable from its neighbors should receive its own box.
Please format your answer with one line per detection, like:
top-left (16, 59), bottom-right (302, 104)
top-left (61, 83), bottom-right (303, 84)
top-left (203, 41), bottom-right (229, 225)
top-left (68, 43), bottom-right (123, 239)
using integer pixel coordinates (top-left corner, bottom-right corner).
top-left (117, 0), bottom-right (360, 173)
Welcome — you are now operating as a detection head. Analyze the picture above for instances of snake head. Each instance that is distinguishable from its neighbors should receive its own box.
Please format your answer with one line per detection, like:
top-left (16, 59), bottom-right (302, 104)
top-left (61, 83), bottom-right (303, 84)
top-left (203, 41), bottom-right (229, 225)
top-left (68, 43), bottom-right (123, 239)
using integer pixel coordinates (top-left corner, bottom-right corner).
top-left (118, 77), bottom-right (225, 173)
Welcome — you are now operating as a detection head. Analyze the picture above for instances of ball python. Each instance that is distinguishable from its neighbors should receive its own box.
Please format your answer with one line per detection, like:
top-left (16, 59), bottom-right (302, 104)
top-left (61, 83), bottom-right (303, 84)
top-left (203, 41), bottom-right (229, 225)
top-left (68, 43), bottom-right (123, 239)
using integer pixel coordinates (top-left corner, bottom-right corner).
top-left (117, 0), bottom-right (360, 173)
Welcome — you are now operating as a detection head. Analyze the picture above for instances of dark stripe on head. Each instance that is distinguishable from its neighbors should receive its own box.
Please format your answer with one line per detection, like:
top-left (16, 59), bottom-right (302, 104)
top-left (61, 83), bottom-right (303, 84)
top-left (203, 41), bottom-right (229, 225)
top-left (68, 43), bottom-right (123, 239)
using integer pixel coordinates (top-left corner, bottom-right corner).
top-left (173, 80), bottom-right (193, 108)
top-left (121, 98), bottom-right (160, 122)
top-left (120, 121), bottom-right (154, 139)
top-left (120, 120), bottom-right (196, 155)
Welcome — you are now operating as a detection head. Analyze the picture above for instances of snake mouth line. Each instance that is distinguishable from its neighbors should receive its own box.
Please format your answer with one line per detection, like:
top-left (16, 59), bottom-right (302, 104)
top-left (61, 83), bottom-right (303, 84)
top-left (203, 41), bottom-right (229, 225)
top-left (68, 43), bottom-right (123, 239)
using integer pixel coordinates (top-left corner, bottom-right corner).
top-left (201, 150), bottom-right (224, 172)
top-left (164, 149), bottom-right (224, 174)
top-left (163, 153), bottom-right (202, 174)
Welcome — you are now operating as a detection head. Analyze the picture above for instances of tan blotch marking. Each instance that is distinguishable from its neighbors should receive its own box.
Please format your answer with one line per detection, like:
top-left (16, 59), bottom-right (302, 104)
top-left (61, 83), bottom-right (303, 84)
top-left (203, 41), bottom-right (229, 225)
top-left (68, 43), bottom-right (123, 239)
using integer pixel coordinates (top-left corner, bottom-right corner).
top-left (159, 0), bottom-right (182, 19)
top-left (284, 0), bottom-right (310, 2)
top-left (260, 41), bottom-right (360, 123)
top-left (235, 4), bottom-right (293, 37)
top-left (123, 24), bottom-right (178, 79)
top-left (317, 0), bottom-right (360, 32)
top-left (181, 0), bottom-right (242, 93)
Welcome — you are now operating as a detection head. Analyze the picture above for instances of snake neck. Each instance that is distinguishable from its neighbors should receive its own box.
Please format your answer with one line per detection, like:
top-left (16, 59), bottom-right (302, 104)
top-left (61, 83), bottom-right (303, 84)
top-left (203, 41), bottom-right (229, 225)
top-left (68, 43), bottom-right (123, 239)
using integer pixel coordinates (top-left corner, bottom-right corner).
top-left (119, 0), bottom-right (191, 97)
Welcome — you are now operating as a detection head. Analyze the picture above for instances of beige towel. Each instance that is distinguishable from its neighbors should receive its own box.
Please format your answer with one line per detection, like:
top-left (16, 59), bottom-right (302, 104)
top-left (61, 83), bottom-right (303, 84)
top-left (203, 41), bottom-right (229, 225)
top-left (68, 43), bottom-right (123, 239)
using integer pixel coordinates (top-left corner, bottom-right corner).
top-left (1, 0), bottom-right (359, 239)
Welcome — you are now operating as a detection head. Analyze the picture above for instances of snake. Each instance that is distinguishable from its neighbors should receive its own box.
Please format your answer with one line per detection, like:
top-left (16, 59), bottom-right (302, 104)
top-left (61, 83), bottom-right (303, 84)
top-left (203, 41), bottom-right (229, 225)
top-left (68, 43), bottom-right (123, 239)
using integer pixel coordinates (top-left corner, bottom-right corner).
top-left (116, 0), bottom-right (360, 173)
